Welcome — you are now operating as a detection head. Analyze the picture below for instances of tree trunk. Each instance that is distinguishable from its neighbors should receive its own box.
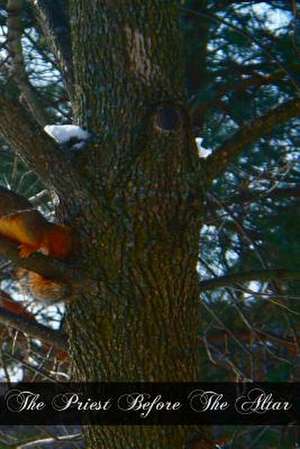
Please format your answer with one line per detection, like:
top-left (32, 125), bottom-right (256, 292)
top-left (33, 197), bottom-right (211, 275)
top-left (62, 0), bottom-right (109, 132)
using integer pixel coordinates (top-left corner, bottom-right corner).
top-left (64, 2), bottom-right (211, 447)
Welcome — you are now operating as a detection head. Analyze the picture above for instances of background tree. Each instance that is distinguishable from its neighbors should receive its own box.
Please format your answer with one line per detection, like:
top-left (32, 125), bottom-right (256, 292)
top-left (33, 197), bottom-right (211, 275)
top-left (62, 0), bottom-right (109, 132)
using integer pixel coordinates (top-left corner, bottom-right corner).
top-left (0, 1), bottom-right (298, 448)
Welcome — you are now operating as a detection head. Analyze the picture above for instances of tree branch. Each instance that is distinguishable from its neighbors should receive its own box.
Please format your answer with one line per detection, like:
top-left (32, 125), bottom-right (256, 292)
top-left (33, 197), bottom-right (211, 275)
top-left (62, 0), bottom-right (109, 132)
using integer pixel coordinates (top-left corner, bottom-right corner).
top-left (0, 306), bottom-right (67, 351)
top-left (200, 329), bottom-right (299, 355)
top-left (29, 189), bottom-right (50, 207)
top-left (7, 0), bottom-right (50, 127)
top-left (0, 95), bottom-right (83, 194)
top-left (229, 186), bottom-right (300, 205)
top-left (182, 7), bottom-right (299, 91)
top-left (212, 0), bottom-right (293, 12)
top-left (204, 97), bottom-right (300, 184)
top-left (199, 269), bottom-right (300, 291)
top-left (0, 236), bottom-right (80, 285)
top-left (16, 432), bottom-right (82, 449)
top-left (29, 0), bottom-right (74, 101)
top-left (207, 187), bottom-right (300, 211)
top-left (190, 70), bottom-right (285, 127)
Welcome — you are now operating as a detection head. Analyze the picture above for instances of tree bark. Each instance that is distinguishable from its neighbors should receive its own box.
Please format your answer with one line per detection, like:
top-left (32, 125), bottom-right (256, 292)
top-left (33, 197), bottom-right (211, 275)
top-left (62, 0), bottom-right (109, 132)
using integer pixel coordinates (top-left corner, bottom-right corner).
top-left (65, 1), bottom-right (211, 447)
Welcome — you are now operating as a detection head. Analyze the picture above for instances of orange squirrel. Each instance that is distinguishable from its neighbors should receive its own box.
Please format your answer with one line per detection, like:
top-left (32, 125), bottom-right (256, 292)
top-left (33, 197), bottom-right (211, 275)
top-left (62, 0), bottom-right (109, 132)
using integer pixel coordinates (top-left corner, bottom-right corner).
top-left (0, 187), bottom-right (73, 303)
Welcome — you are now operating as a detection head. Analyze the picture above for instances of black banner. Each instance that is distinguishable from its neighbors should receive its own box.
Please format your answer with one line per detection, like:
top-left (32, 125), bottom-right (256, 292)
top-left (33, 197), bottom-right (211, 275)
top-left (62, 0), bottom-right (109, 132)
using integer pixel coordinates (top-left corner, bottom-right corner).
top-left (0, 382), bottom-right (298, 425)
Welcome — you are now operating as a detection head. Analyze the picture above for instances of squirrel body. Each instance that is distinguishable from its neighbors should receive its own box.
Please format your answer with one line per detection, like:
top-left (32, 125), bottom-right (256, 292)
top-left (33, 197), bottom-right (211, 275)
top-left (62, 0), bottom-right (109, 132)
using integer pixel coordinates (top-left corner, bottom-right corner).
top-left (17, 269), bottom-right (70, 303)
top-left (0, 187), bottom-right (72, 302)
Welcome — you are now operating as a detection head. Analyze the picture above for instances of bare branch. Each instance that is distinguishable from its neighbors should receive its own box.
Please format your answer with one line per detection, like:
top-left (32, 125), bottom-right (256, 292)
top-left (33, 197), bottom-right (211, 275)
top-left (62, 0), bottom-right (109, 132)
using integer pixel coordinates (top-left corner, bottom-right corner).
top-left (228, 186), bottom-right (300, 205)
top-left (205, 187), bottom-right (300, 214)
top-left (201, 329), bottom-right (299, 355)
top-left (0, 306), bottom-right (67, 351)
top-left (29, 0), bottom-right (74, 101)
top-left (204, 97), bottom-right (300, 184)
top-left (16, 433), bottom-right (82, 449)
top-left (182, 7), bottom-right (299, 91)
top-left (2, 349), bottom-right (60, 381)
top-left (7, 0), bottom-right (50, 126)
top-left (190, 71), bottom-right (285, 127)
top-left (0, 95), bottom-right (84, 194)
top-left (29, 189), bottom-right (50, 206)
top-left (199, 269), bottom-right (300, 291)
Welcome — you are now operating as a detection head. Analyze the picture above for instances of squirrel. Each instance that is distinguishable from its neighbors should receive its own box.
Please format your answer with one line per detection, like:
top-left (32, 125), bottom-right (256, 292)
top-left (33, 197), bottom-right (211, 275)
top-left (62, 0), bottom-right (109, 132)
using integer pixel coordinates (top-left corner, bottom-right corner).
top-left (0, 186), bottom-right (73, 303)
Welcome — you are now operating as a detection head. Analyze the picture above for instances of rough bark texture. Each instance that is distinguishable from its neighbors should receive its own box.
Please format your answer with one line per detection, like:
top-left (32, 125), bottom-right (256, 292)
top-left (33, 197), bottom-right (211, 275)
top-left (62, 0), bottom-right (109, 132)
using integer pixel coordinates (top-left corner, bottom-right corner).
top-left (65, 1), bottom-right (210, 447)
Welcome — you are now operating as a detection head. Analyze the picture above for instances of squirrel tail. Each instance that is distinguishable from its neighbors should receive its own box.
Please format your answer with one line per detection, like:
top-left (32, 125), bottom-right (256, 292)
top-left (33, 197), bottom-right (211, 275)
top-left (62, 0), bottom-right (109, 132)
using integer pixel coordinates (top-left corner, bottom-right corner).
top-left (17, 269), bottom-right (70, 304)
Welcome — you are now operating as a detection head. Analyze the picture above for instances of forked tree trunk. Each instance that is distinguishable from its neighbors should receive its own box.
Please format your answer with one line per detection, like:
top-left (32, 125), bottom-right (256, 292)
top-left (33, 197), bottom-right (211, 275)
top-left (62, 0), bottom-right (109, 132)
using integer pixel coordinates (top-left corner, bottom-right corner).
top-left (65, 2), bottom-right (211, 447)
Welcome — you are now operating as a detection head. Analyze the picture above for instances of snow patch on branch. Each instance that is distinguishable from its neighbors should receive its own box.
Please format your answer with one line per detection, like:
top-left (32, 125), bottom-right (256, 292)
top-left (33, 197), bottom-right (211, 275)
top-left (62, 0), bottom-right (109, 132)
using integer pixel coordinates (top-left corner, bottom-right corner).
top-left (44, 125), bottom-right (90, 150)
top-left (44, 125), bottom-right (90, 144)
top-left (195, 137), bottom-right (212, 159)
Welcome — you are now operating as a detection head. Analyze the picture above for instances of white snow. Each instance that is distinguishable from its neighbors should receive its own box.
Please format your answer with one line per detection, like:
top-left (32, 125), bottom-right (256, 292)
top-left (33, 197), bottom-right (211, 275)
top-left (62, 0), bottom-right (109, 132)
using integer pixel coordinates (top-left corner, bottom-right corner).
top-left (44, 125), bottom-right (90, 145)
top-left (195, 137), bottom-right (212, 159)
top-left (45, 126), bottom-right (212, 159)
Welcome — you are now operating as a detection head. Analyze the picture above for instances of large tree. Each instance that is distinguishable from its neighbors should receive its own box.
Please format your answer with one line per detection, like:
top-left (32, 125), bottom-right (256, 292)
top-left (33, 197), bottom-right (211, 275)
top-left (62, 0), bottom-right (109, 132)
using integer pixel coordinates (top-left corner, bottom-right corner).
top-left (0, 1), bottom-right (298, 448)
